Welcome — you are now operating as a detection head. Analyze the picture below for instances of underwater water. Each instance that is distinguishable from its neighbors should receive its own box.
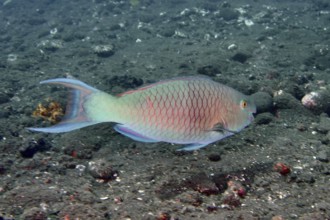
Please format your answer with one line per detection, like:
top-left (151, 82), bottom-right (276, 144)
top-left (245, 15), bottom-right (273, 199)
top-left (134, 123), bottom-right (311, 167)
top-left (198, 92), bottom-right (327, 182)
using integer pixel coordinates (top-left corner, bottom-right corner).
top-left (0, 0), bottom-right (329, 219)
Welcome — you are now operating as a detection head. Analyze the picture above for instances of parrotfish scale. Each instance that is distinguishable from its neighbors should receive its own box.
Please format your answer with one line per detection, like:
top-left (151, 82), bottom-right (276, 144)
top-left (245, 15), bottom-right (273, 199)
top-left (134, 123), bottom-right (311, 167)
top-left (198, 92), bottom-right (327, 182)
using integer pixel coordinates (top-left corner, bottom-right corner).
top-left (114, 124), bottom-right (158, 143)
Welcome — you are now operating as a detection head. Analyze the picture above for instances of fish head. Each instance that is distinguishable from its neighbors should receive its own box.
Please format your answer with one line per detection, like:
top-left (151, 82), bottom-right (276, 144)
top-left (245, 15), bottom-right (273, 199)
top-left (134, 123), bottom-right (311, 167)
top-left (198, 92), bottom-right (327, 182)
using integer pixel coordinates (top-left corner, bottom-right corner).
top-left (224, 93), bottom-right (256, 132)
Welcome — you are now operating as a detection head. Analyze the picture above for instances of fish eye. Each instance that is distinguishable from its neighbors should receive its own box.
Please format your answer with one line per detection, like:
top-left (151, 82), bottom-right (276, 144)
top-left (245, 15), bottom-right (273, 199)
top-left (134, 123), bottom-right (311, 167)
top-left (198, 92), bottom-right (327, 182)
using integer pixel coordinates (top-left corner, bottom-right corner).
top-left (240, 100), bottom-right (248, 109)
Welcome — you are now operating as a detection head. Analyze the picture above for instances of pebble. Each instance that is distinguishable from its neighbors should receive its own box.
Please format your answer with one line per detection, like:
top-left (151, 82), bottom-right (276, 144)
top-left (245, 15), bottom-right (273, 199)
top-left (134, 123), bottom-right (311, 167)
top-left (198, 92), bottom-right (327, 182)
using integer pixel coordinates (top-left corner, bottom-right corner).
top-left (301, 90), bottom-right (330, 114)
top-left (254, 112), bottom-right (274, 125)
top-left (107, 75), bottom-right (143, 89)
top-left (316, 116), bottom-right (330, 133)
top-left (19, 138), bottom-right (52, 158)
top-left (273, 92), bottom-right (302, 110)
top-left (37, 39), bottom-right (63, 51)
top-left (251, 92), bottom-right (273, 113)
top-left (0, 92), bottom-right (10, 104)
top-left (218, 8), bottom-right (239, 21)
top-left (186, 172), bottom-right (219, 195)
top-left (254, 176), bottom-right (270, 187)
top-left (323, 131), bottom-right (330, 144)
top-left (295, 173), bottom-right (315, 184)
top-left (88, 159), bottom-right (118, 180)
top-left (315, 201), bottom-right (330, 212)
top-left (92, 44), bottom-right (115, 57)
top-left (208, 153), bottom-right (221, 162)
top-left (316, 150), bottom-right (329, 163)
top-left (197, 65), bottom-right (221, 77)
top-left (231, 52), bottom-right (251, 63)
top-left (21, 207), bottom-right (47, 220)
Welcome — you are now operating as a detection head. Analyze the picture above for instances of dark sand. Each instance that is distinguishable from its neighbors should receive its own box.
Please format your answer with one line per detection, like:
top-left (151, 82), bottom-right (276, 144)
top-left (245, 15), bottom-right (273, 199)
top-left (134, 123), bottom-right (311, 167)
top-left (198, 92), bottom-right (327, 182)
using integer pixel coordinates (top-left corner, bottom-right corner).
top-left (0, 0), bottom-right (329, 219)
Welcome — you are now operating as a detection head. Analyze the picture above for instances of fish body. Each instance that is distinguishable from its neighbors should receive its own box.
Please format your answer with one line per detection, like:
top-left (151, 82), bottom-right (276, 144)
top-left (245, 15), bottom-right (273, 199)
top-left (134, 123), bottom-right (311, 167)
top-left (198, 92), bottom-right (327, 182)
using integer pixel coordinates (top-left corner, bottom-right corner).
top-left (28, 77), bottom-right (255, 151)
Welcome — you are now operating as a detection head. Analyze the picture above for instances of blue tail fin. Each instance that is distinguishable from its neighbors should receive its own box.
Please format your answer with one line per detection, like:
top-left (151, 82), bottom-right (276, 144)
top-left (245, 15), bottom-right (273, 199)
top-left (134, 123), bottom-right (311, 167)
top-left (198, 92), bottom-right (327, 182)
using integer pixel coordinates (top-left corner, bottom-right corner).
top-left (28, 78), bottom-right (101, 133)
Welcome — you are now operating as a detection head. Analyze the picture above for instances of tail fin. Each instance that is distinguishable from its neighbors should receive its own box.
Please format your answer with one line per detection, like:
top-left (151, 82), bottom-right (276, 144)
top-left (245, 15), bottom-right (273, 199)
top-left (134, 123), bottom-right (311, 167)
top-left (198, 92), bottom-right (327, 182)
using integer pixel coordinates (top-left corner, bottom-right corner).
top-left (28, 78), bottom-right (102, 133)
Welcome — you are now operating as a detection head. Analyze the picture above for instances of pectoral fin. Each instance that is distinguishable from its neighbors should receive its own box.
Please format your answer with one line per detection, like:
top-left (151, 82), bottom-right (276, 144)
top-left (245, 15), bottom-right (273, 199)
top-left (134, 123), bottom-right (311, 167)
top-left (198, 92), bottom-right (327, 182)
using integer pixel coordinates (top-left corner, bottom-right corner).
top-left (211, 123), bottom-right (237, 134)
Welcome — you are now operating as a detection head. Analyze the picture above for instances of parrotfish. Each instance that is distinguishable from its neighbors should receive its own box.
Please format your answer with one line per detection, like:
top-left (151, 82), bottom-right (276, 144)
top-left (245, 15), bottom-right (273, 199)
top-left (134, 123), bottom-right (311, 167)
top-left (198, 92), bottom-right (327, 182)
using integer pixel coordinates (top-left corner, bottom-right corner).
top-left (28, 76), bottom-right (256, 151)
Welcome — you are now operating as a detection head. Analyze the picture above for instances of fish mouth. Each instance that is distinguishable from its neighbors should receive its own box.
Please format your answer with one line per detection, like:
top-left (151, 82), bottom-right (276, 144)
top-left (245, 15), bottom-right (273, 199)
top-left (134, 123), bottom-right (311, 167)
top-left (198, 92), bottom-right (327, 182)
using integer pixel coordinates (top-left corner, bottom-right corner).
top-left (248, 113), bottom-right (255, 123)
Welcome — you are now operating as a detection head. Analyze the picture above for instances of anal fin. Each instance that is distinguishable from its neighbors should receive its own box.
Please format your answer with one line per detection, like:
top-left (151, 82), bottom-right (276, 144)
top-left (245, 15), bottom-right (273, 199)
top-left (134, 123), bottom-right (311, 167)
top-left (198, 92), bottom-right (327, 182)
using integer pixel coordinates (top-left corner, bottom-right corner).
top-left (176, 143), bottom-right (208, 151)
top-left (211, 123), bottom-right (237, 134)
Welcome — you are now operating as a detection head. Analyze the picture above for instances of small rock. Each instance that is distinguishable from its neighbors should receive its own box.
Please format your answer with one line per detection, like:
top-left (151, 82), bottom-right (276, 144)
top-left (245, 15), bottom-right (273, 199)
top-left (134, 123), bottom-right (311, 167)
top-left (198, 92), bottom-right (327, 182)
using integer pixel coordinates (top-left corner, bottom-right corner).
top-left (0, 108), bottom-right (10, 119)
top-left (274, 91), bottom-right (302, 110)
top-left (254, 112), bottom-right (274, 125)
top-left (58, 204), bottom-right (105, 220)
top-left (185, 172), bottom-right (219, 195)
top-left (301, 90), bottom-right (330, 114)
top-left (107, 75), bottom-right (143, 89)
top-left (324, 131), bottom-right (330, 143)
top-left (6, 185), bottom-right (62, 207)
top-left (155, 179), bottom-right (184, 200)
top-left (296, 123), bottom-right (308, 131)
top-left (315, 201), bottom-right (330, 212)
top-left (231, 52), bottom-right (251, 63)
top-left (208, 153), bottom-right (221, 162)
top-left (138, 13), bottom-right (157, 23)
top-left (251, 91), bottom-right (273, 113)
top-left (21, 207), bottom-right (47, 220)
top-left (277, 81), bottom-right (304, 99)
top-left (295, 173), bottom-right (315, 184)
top-left (298, 211), bottom-right (329, 220)
top-left (88, 159), bottom-right (118, 181)
top-left (316, 150), bottom-right (329, 163)
top-left (207, 205), bottom-right (218, 212)
top-left (222, 192), bottom-right (241, 208)
top-left (159, 27), bottom-right (175, 37)
top-left (316, 116), bottom-right (330, 133)
top-left (227, 180), bottom-right (246, 198)
top-left (0, 163), bottom-right (5, 174)
top-left (197, 65), bottom-right (221, 77)
top-left (273, 162), bottom-right (291, 175)
top-left (37, 39), bottom-right (63, 51)
top-left (177, 191), bottom-right (203, 206)
top-left (156, 212), bottom-right (172, 220)
top-left (218, 8), bottom-right (239, 21)
top-left (28, 18), bottom-right (46, 26)
top-left (19, 138), bottom-right (52, 158)
top-left (93, 44), bottom-right (115, 57)
top-left (254, 176), bottom-right (270, 187)
top-left (272, 216), bottom-right (285, 220)
top-left (0, 92), bottom-right (10, 104)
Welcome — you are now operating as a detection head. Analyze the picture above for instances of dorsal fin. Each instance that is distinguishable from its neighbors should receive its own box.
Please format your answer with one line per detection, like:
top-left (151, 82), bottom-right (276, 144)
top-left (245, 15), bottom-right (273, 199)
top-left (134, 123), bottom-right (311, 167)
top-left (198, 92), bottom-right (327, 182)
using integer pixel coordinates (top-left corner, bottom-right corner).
top-left (117, 76), bottom-right (212, 97)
